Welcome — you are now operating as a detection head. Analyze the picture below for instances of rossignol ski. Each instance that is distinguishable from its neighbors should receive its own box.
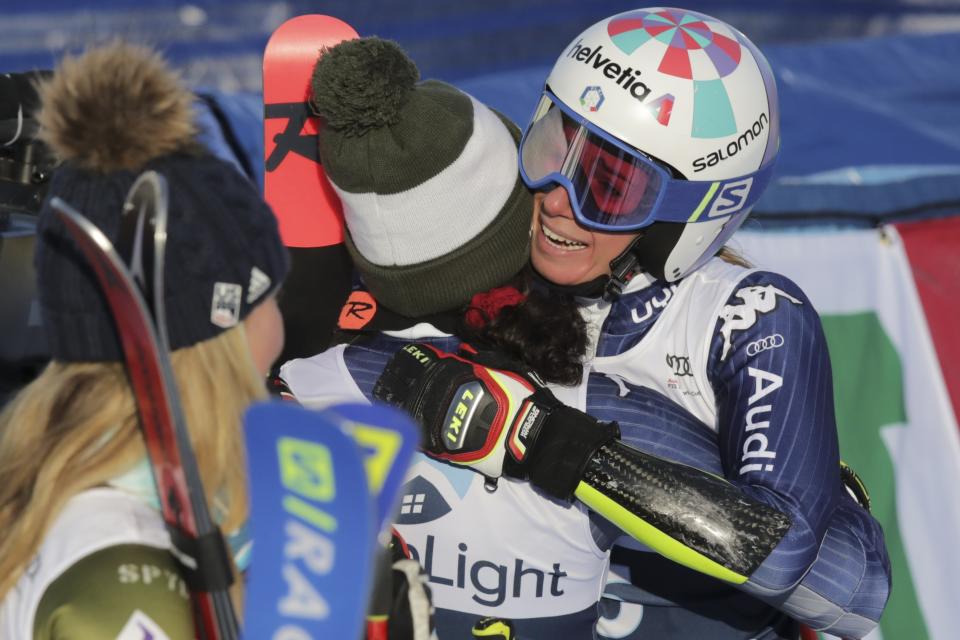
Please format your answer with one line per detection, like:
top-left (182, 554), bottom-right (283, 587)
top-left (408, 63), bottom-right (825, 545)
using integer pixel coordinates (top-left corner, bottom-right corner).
top-left (50, 172), bottom-right (238, 640)
top-left (263, 14), bottom-right (358, 360)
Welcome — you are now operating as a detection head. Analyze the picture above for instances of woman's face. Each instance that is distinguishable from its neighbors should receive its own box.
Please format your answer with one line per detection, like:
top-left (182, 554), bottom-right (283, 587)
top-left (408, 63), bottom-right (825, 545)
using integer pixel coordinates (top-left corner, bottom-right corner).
top-left (530, 185), bottom-right (640, 286)
top-left (244, 296), bottom-right (285, 376)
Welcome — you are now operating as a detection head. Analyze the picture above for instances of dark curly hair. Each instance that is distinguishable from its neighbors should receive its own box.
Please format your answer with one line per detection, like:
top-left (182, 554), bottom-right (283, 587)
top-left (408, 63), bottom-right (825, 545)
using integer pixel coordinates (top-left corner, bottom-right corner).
top-left (461, 276), bottom-right (588, 386)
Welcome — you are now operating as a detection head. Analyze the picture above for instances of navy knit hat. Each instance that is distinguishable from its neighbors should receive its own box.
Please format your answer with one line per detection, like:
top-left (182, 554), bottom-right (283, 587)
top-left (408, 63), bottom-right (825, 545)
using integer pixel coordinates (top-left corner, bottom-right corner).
top-left (34, 41), bottom-right (289, 362)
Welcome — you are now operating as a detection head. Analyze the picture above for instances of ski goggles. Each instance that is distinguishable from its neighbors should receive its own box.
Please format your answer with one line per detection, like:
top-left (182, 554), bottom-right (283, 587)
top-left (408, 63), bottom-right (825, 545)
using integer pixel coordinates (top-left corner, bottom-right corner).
top-left (519, 90), bottom-right (776, 232)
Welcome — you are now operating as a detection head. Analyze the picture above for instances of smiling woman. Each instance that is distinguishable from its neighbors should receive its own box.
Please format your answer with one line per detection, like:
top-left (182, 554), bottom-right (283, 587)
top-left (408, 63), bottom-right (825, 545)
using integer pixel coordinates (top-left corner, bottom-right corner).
top-left (532, 188), bottom-right (637, 286)
top-left (517, 6), bottom-right (779, 290)
top-left (505, 7), bottom-right (891, 640)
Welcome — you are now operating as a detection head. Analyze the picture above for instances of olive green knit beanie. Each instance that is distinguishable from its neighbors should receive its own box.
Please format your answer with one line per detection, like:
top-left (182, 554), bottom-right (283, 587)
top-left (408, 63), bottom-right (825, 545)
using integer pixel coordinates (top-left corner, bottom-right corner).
top-left (310, 37), bottom-right (532, 317)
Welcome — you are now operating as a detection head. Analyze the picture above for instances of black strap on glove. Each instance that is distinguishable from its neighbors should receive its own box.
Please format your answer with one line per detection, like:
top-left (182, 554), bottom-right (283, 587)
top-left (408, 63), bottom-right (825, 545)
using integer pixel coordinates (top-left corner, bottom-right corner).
top-left (373, 342), bottom-right (618, 500)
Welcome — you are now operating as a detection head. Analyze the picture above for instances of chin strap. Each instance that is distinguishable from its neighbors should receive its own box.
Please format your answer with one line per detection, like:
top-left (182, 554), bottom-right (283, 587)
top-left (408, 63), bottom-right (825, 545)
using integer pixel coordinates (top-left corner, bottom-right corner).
top-left (602, 233), bottom-right (647, 302)
top-left (603, 250), bottom-right (639, 302)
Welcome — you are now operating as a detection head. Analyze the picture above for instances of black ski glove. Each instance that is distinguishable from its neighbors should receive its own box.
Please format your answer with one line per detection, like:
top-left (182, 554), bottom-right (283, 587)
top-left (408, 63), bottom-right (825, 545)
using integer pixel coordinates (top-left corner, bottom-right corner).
top-left (373, 342), bottom-right (618, 500)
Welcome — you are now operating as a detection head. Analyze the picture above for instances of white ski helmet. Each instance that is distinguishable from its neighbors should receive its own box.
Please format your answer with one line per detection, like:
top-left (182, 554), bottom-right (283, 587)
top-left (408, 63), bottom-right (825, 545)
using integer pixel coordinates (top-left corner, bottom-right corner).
top-left (520, 7), bottom-right (779, 282)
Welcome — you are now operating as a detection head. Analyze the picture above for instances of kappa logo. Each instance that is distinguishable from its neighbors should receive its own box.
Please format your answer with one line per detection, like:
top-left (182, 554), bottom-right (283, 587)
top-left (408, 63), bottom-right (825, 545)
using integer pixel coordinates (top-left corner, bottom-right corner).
top-left (719, 284), bottom-right (802, 360)
top-left (210, 282), bottom-right (242, 328)
top-left (707, 177), bottom-right (753, 218)
top-left (746, 334), bottom-right (785, 357)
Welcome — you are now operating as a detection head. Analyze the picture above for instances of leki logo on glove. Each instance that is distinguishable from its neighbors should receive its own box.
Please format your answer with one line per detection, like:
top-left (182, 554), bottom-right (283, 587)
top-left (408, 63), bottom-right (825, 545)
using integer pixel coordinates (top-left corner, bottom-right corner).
top-left (402, 343), bottom-right (434, 365)
top-left (442, 382), bottom-right (485, 451)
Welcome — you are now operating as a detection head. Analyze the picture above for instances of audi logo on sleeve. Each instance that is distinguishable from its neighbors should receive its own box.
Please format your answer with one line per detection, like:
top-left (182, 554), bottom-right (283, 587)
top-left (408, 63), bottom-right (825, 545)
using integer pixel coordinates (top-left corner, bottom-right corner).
top-left (746, 334), bottom-right (785, 357)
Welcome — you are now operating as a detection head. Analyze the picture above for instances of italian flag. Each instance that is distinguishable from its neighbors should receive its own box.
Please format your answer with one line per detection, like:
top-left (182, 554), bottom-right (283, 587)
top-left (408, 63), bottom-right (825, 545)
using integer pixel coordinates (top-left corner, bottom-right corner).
top-left (736, 215), bottom-right (960, 640)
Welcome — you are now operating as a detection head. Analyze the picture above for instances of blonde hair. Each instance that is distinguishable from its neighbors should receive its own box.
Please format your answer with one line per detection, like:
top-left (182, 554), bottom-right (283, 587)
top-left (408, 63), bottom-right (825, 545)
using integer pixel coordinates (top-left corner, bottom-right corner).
top-left (0, 324), bottom-right (265, 598)
top-left (718, 246), bottom-right (752, 269)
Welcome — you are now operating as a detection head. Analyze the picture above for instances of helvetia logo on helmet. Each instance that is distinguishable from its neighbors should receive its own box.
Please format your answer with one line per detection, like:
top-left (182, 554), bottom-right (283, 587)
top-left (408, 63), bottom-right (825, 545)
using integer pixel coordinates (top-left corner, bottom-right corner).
top-left (566, 40), bottom-right (652, 102)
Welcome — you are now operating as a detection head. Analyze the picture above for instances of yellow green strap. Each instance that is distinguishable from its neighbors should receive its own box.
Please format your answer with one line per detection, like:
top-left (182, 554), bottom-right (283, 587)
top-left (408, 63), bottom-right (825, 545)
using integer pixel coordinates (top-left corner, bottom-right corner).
top-left (687, 182), bottom-right (721, 222)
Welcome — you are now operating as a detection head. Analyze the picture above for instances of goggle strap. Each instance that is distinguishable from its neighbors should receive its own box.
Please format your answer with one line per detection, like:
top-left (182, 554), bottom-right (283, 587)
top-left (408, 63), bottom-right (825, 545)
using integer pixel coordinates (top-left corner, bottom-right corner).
top-left (560, 124), bottom-right (588, 180)
top-left (521, 89), bottom-right (778, 231)
top-left (687, 182), bottom-right (722, 222)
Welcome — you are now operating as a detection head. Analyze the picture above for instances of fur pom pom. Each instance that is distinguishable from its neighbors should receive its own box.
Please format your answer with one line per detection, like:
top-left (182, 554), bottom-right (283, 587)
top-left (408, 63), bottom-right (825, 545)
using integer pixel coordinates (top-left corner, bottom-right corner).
top-left (36, 40), bottom-right (196, 172)
top-left (310, 37), bottom-right (419, 138)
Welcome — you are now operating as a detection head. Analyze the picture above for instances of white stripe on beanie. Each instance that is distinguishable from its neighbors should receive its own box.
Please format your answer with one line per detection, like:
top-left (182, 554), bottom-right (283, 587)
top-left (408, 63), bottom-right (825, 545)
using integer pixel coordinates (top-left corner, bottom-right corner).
top-left (333, 95), bottom-right (521, 267)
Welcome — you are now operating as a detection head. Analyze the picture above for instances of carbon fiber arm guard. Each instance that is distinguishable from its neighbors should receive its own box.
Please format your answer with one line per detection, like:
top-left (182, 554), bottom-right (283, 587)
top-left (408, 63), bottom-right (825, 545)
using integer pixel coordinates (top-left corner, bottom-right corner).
top-left (577, 440), bottom-right (792, 584)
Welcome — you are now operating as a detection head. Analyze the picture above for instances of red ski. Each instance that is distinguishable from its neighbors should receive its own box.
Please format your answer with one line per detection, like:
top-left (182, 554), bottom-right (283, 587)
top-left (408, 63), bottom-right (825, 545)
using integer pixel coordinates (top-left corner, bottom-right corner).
top-left (263, 14), bottom-right (359, 361)
top-left (263, 14), bottom-right (356, 248)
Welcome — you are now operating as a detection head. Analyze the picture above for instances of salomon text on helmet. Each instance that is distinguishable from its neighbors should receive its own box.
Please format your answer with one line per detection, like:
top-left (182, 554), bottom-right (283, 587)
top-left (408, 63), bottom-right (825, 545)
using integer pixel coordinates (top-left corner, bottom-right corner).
top-left (520, 7), bottom-right (779, 282)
